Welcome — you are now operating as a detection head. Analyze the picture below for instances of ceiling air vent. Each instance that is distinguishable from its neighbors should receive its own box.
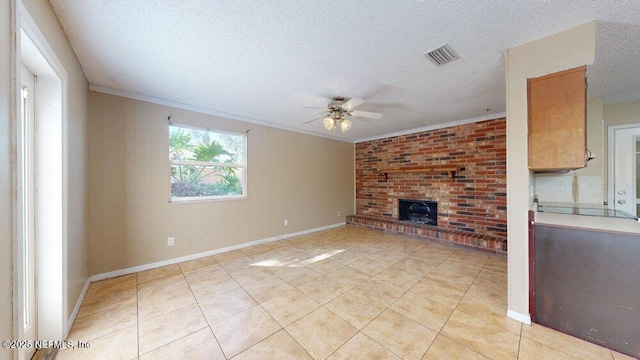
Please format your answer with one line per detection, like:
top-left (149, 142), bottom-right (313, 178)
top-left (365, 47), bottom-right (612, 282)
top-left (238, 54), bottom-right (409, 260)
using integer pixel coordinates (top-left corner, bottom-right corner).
top-left (424, 44), bottom-right (460, 66)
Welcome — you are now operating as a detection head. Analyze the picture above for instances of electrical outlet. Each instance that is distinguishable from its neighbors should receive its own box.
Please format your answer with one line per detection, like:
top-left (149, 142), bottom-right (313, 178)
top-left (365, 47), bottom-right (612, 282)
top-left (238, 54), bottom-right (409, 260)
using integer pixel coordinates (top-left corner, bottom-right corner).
top-left (338, 211), bottom-right (341, 217)
top-left (284, 219), bottom-right (288, 226)
top-left (167, 237), bottom-right (175, 246)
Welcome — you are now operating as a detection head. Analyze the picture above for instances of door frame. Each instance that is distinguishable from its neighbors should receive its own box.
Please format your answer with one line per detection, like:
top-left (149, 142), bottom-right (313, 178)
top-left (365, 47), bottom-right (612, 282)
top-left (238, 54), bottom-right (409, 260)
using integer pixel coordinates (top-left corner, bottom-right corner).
top-left (607, 123), bottom-right (640, 213)
top-left (17, 63), bottom-right (36, 360)
top-left (12, 0), bottom-right (70, 351)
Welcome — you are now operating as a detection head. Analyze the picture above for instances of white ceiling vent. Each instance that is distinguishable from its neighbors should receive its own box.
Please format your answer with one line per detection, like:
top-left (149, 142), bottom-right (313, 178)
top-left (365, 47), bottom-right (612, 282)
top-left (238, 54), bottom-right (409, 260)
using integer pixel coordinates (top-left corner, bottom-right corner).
top-left (425, 44), bottom-right (460, 66)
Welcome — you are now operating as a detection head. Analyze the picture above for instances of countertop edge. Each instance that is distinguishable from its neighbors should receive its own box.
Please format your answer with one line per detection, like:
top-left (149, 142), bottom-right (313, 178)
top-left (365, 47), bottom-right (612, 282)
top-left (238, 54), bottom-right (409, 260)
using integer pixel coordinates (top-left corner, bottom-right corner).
top-left (534, 211), bottom-right (640, 234)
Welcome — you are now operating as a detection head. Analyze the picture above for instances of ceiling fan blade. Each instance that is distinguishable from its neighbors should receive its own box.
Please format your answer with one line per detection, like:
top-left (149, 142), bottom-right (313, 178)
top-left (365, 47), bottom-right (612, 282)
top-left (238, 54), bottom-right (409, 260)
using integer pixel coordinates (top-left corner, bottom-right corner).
top-left (299, 106), bottom-right (328, 110)
top-left (351, 110), bottom-right (383, 119)
top-left (342, 98), bottom-right (364, 110)
top-left (303, 114), bottom-right (327, 124)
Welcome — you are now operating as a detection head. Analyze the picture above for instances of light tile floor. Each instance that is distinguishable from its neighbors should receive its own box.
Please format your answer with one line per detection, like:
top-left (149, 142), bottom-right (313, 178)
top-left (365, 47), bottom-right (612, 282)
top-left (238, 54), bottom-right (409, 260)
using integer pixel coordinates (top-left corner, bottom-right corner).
top-left (57, 226), bottom-right (634, 359)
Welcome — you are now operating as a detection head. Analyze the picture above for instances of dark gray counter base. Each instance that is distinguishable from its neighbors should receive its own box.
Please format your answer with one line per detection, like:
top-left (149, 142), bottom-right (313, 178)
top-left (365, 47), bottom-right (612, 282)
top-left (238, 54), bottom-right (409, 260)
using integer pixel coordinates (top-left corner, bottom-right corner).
top-left (534, 224), bottom-right (640, 358)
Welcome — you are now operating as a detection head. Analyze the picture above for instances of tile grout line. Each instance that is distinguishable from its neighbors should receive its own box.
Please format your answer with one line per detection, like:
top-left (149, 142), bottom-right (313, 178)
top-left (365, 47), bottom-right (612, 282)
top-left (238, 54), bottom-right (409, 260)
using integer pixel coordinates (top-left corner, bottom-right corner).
top-left (284, 236), bottom-right (385, 358)
top-left (320, 242), bottom-right (444, 359)
top-left (137, 270), bottom-right (200, 357)
top-left (316, 233), bottom-right (504, 356)
top-left (420, 250), bottom-right (493, 358)
top-left (135, 272), bottom-right (141, 359)
top-left (64, 275), bottom-right (140, 355)
top-left (159, 245), bottom-right (486, 356)
top-left (258, 250), bottom-right (359, 358)
top-left (216, 249), bottom-right (321, 358)
top-left (183, 258), bottom-right (235, 359)
top-left (232, 239), bottom-right (346, 358)
top-left (315, 248), bottom-right (389, 359)
top-left (137, 261), bottom-right (229, 358)
top-left (76, 229), bottom-right (530, 359)
top-left (521, 332), bottom-right (607, 360)
top-left (387, 246), bottom-right (460, 358)
top-left (516, 314), bottom-right (524, 359)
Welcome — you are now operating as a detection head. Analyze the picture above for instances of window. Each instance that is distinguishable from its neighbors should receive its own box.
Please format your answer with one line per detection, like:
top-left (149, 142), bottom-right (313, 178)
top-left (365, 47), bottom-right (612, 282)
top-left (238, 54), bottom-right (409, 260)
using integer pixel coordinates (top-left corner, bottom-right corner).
top-left (169, 123), bottom-right (246, 201)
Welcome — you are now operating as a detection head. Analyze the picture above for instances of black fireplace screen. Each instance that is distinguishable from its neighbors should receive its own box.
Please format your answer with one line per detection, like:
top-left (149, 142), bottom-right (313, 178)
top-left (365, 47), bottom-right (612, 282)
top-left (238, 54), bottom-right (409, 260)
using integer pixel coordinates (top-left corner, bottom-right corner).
top-left (398, 199), bottom-right (437, 225)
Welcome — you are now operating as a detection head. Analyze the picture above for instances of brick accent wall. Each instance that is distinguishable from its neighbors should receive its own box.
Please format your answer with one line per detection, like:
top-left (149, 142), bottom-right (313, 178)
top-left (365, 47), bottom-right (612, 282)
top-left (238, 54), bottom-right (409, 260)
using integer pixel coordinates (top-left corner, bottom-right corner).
top-left (355, 118), bottom-right (507, 239)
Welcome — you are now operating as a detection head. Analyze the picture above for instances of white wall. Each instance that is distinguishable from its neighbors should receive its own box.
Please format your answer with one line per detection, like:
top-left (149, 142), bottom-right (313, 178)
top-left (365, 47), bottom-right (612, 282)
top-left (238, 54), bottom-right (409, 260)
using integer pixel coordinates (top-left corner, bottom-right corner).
top-left (1, 0), bottom-right (89, 355)
top-left (1, 0), bottom-right (14, 357)
top-left (21, 0), bottom-right (90, 326)
top-left (23, 0), bottom-right (89, 328)
top-left (506, 22), bottom-right (596, 322)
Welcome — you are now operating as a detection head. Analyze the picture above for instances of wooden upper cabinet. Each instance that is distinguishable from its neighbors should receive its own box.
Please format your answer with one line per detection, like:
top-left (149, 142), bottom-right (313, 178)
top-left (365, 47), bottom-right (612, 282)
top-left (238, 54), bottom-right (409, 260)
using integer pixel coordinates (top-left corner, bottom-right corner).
top-left (528, 66), bottom-right (587, 171)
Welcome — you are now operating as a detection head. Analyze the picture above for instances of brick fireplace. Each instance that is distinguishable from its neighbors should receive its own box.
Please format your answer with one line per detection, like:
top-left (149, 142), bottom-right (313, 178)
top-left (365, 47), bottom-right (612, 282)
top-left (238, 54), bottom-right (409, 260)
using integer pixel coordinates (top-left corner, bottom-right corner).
top-left (398, 199), bottom-right (437, 225)
top-left (348, 118), bottom-right (507, 255)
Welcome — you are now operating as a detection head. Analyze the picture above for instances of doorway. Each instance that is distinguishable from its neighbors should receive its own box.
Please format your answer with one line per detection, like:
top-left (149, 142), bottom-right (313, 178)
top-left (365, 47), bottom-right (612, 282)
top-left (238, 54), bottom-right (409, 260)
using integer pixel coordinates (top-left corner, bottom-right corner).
top-left (15, 4), bottom-right (69, 358)
top-left (609, 124), bottom-right (640, 217)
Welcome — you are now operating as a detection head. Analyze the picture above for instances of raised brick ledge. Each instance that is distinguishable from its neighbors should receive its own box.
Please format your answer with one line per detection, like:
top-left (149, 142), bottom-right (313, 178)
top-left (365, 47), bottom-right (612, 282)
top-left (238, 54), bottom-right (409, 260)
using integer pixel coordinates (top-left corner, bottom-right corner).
top-left (347, 215), bottom-right (507, 256)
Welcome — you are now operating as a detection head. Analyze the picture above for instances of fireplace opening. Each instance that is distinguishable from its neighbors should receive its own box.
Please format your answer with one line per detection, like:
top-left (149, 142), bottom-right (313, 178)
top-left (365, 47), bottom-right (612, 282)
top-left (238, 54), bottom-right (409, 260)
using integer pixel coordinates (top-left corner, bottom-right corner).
top-left (398, 199), bottom-right (437, 225)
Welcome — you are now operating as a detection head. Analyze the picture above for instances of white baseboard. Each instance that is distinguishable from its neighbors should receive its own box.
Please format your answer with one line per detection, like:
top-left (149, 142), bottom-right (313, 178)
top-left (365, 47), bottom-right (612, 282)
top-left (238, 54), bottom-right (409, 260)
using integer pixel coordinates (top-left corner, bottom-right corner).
top-left (507, 309), bottom-right (532, 325)
top-left (67, 278), bottom-right (91, 336)
top-left (90, 222), bottom-right (346, 282)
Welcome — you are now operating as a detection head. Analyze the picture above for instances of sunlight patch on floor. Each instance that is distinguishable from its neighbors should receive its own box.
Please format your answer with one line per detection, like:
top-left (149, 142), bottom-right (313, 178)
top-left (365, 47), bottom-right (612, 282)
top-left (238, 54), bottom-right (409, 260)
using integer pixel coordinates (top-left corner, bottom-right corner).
top-left (251, 249), bottom-right (345, 267)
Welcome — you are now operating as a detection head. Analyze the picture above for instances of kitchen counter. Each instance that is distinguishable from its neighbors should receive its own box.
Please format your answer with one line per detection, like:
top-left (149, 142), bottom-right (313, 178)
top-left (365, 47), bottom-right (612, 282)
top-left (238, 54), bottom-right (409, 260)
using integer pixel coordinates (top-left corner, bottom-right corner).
top-left (533, 223), bottom-right (640, 357)
top-left (534, 202), bottom-right (640, 234)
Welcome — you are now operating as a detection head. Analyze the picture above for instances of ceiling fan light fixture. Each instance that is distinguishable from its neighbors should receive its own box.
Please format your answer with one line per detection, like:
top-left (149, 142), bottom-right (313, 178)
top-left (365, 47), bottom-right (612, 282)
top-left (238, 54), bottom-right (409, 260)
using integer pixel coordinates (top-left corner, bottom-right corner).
top-left (303, 96), bottom-right (382, 134)
top-left (323, 117), bottom-right (335, 130)
top-left (340, 118), bottom-right (352, 133)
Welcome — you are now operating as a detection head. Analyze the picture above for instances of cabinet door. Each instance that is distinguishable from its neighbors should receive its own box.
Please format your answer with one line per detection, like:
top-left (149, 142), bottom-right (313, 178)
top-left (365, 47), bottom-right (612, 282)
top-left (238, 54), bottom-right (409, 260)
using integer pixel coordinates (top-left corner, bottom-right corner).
top-left (528, 66), bottom-right (587, 171)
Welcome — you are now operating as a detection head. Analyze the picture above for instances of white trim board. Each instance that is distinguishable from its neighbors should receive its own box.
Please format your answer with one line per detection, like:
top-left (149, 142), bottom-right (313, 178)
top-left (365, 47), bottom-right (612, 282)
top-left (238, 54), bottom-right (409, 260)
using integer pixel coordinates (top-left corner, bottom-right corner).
top-left (90, 222), bottom-right (346, 282)
top-left (67, 278), bottom-right (90, 336)
top-left (355, 112), bottom-right (507, 143)
top-left (507, 309), bottom-right (532, 325)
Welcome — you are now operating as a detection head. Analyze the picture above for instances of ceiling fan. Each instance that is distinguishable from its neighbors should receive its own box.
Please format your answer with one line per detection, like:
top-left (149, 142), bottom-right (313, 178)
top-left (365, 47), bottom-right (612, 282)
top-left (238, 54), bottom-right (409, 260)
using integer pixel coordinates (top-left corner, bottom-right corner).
top-left (303, 97), bottom-right (383, 133)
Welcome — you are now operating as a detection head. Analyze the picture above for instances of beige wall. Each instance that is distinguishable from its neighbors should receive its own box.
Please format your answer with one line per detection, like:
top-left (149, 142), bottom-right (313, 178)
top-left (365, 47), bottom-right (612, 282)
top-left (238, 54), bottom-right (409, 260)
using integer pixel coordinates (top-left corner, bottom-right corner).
top-left (1, 0), bottom-right (13, 356)
top-left (2, 0), bottom-right (89, 355)
top-left (88, 91), bottom-right (355, 275)
top-left (604, 99), bottom-right (640, 128)
top-left (576, 97), bottom-right (605, 177)
top-left (506, 22), bottom-right (595, 320)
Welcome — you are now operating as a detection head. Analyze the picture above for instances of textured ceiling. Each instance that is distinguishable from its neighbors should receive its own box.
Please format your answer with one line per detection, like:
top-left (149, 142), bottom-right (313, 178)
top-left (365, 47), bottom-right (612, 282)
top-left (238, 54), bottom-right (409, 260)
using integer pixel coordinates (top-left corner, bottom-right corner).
top-left (587, 21), bottom-right (640, 105)
top-left (49, 1), bottom-right (640, 142)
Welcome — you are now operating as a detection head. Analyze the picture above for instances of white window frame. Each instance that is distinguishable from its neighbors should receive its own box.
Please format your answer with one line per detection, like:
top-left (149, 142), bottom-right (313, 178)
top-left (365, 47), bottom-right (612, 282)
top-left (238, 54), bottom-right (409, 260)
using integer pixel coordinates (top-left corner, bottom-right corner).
top-left (169, 122), bottom-right (247, 202)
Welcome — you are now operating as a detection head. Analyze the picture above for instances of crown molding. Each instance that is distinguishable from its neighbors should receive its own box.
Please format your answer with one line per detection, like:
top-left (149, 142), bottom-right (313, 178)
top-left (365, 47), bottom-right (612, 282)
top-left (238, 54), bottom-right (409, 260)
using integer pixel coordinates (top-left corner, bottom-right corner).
top-left (88, 84), bottom-right (353, 143)
top-left (89, 84), bottom-right (506, 145)
top-left (354, 112), bottom-right (506, 143)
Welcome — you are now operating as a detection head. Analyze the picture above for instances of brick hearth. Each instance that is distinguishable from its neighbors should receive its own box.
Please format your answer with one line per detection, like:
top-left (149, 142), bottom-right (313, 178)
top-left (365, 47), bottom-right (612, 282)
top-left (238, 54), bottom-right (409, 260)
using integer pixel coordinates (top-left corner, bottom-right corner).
top-left (347, 215), bottom-right (507, 256)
